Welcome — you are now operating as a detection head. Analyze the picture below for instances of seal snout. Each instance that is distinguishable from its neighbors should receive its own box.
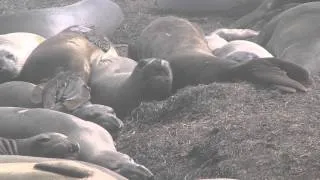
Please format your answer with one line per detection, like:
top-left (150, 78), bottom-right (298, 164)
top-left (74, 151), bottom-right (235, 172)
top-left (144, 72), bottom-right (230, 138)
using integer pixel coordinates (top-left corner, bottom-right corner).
top-left (68, 142), bottom-right (80, 154)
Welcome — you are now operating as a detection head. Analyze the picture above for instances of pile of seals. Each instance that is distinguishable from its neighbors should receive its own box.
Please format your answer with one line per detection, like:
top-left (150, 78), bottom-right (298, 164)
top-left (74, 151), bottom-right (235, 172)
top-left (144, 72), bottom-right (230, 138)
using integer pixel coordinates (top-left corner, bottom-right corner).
top-left (0, 0), bottom-right (317, 179)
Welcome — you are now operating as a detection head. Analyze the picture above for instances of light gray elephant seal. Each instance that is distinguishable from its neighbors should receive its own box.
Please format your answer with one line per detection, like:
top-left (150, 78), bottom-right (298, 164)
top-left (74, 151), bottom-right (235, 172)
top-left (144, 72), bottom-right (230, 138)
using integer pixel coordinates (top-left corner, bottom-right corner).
top-left (128, 16), bottom-right (311, 93)
top-left (0, 81), bottom-right (123, 140)
top-left (155, 0), bottom-right (264, 15)
top-left (0, 0), bottom-right (123, 38)
top-left (0, 107), bottom-right (154, 180)
top-left (0, 155), bottom-right (127, 180)
top-left (89, 48), bottom-right (173, 118)
top-left (257, 2), bottom-right (320, 75)
top-left (231, 0), bottom-right (314, 28)
top-left (0, 133), bottom-right (80, 159)
top-left (0, 32), bottom-right (45, 83)
top-left (204, 28), bottom-right (273, 62)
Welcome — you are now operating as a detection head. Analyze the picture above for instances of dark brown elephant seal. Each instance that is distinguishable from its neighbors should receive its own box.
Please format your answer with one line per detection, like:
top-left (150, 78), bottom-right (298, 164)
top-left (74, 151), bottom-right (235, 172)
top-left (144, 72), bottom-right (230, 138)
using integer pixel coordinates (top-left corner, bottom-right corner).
top-left (15, 26), bottom-right (124, 136)
top-left (0, 156), bottom-right (127, 180)
top-left (128, 16), bottom-right (311, 93)
top-left (155, 0), bottom-right (264, 15)
top-left (0, 81), bottom-right (123, 140)
top-left (0, 0), bottom-right (123, 38)
top-left (0, 107), bottom-right (154, 180)
top-left (256, 2), bottom-right (320, 75)
top-left (0, 32), bottom-right (45, 83)
top-left (89, 50), bottom-right (173, 118)
top-left (0, 132), bottom-right (80, 159)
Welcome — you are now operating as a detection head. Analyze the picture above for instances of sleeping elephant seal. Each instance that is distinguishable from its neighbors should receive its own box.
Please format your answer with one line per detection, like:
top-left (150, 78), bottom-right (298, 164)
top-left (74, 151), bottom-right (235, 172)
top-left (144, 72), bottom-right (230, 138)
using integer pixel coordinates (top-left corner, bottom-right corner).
top-left (0, 81), bottom-right (123, 140)
top-left (0, 32), bottom-right (45, 83)
top-left (128, 16), bottom-right (311, 93)
top-left (16, 26), bottom-right (124, 136)
top-left (155, 0), bottom-right (265, 15)
top-left (231, 0), bottom-right (315, 28)
top-left (256, 2), bottom-right (320, 75)
top-left (0, 0), bottom-right (123, 38)
top-left (0, 107), bottom-right (154, 180)
top-left (89, 49), bottom-right (173, 118)
top-left (0, 156), bottom-right (127, 180)
top-left (204, 28), bottom-right (273, 62)
top-left (0, 133), bottom-right (80, 159)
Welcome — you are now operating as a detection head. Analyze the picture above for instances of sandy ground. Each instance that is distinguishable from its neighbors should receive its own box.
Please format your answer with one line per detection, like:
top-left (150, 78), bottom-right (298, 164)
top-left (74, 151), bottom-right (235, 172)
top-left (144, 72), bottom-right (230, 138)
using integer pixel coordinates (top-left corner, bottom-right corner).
top-left (2, 1), bottom-right (320, 180)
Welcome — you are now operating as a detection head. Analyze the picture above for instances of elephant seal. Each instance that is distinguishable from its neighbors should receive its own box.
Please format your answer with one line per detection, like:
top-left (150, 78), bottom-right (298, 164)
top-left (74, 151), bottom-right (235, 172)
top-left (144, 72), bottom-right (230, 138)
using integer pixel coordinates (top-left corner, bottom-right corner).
top-left (89, 50), bottom-right (173, 118)
top-left (155, 0), bottom-right (265, 15)
top-left (0, 32), bottom-right (45, 83)
top-left (0, 81), bottom-right (123, 140)
top-left (0, 156), bottom-right (127, 180)
top-left (204, 28), bottom-right (273, 62)
top-left (257, 2), bottom-right (320, 75)
top-left (0, 0), bottom-right (123, 38)
top-left (0, 133), bottom-right (80, 159)
top-left (0, 107), bottom-right (154, 180)
top-left (231, 0), bottom-right (315, 28)
top-left (16, 26), bottom-right (124, 135)
top-left (128, 16), bottom-right (311, 93)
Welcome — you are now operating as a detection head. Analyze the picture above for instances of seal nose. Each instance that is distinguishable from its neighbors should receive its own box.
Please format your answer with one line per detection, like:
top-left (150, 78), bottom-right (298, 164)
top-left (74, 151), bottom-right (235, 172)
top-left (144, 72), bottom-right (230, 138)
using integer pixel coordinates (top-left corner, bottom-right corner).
top-left (69, 143), bottom-right (80, 153)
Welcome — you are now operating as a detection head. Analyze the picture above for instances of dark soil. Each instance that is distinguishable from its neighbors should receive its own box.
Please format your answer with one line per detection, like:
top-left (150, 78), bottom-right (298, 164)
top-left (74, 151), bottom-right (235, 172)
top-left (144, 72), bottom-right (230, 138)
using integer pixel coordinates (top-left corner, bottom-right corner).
top-left (2, 1), bottom-right (320, 180)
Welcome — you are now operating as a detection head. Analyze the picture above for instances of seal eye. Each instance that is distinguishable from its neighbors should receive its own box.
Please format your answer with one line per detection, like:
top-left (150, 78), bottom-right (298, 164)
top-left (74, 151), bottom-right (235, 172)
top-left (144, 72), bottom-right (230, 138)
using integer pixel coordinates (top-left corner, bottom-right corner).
top-left (5, 53), bottom-right (15, 61)
top-left (36, 137), bottom-right (51, 143)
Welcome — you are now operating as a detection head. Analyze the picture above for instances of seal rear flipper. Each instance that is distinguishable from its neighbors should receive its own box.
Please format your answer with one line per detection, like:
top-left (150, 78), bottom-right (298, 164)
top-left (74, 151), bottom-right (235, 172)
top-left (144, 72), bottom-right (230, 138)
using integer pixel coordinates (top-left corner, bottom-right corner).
top-left (34, 161), bottom-right (93, 178)
top-left (233, 57), bottom-right (310, 93)
top-left (41, 72), bottom-right (91, 112)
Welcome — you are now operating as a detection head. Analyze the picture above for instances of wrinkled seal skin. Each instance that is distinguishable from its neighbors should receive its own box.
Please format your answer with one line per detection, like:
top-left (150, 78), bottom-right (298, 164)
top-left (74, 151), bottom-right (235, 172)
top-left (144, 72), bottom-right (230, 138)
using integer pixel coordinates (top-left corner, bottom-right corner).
top-left (0, 107), bottom-right (154, 180)
top-left (128, 16), bottom-right (311, 93)
top-left (0, 133), bottom-right (80, 159)
top-left (15, 26), bottom-right (124, 136)
top-left (89, 50), bottom-right (173, 118)
top-left (231, 0), bottom-right (315, 28)
top-left (0, 32), bottom-right (45, 83)
top-left (0, 156), bottom-right (127, 180)
top-left (155, 0), bottom-right (264, 15)
top-left (0, 81), bottom-right (123, 140)
top-left (0, 0), bottom-right (123, 38)
top-left (257, 2), bottom-right (320, 75)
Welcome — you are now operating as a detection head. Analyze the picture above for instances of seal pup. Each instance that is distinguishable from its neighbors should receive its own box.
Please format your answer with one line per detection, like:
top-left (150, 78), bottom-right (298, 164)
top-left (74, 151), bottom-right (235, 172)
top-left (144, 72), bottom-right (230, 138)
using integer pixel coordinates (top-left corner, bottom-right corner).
top-left (128, 16), bottom-right (311, 93)
top-left (0, 133), bottom-right (80, 159)
top-left (0, 156), bottom-right (127, 180)
top-left (0, 0), bottom-right (123, 38)
top-left (0, 107), bottom-right (154, 180)
top-left (155, 0), bottom-right (264, 15)
top-left (256, 2), bottom-right (320, 75)
top-left (0, 81), bottom-right (123, 139)
top-left (0, 32), bottom-right (45, 83)
top-left (89, 47), bottom-right (173, 118)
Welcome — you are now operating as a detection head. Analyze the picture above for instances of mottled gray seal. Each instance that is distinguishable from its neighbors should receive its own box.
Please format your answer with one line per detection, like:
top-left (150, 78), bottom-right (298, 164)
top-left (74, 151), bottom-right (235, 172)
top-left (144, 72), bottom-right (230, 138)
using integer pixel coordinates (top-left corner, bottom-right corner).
top-left (0, 132), bottom-right (79, 159)
top-left (89, 50), bottom-right (173, 118)
top-left (257, 2), bottom-right (320, 75)
top-left (0, 156), bottom-right (127, 180)
top-left (155, 0), bottom-right (264, 15)
top-left (128, 16), bottom-right (311, 93)
top-left (0, 0), bottom-right (123, 38)
top-left (0, 81), bottom-right (123, 140)
top-left (0, 107), bottom-right (153, 180)
top-left (0, 32), bottom-right (45, 83)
